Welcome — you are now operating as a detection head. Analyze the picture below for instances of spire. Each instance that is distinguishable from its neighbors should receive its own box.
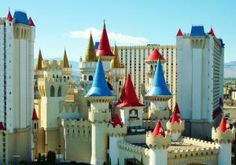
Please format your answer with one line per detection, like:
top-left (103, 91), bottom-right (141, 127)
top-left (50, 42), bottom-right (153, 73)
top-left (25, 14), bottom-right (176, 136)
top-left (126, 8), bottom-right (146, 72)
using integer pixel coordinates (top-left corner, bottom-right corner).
top-left (146, 60), bottom-right (172, 97)
top-left (0, 122), bottom-right (4, 130)
top-left (110, 45), bottom-right (122, 68)
top-left (112, 114), bottom-right (123, 127)
top-left (63, 49), bottom-right (70, 68)
top-left (209, 27), bottom-right (215, 36)
top-left (6, 10), bottom-right (13, 21)
top-left (153, 121), bottom-right (165, 137)
top-left (32, 108), bottom-right (39, 121)
top-left (36, 49), bottom-right (43, 70)
top-left (97, 22), bottom-right (113, 56)
top-left (28, 17), bottom-right (35, 26)
top-left (116, 74), bottom-right (143, 107)
top-left (85, 60), bottom-right (112, 97)
top-left (176, 29), bottom-right (183, 36)
top-left (146, 48), bottom-right (165, 62)
top-left (174, 103), bottom-right (180, 114)
top-left (170, 110), bottom-right (180, 124)
top-left (84, 33), bottom-right (97, 62)
top-left (218, 117), bottom-right (227, 133)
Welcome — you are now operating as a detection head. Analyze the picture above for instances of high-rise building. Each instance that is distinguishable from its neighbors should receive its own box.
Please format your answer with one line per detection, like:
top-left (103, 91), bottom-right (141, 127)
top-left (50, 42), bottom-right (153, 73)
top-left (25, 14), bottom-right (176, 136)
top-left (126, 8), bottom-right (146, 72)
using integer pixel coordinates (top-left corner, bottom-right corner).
top-left (176, 26), bottom-right (224, 138)
top-left (115, 45), bottom-right (176, 109)
top-left (0, 11), bottom-right (35, 163)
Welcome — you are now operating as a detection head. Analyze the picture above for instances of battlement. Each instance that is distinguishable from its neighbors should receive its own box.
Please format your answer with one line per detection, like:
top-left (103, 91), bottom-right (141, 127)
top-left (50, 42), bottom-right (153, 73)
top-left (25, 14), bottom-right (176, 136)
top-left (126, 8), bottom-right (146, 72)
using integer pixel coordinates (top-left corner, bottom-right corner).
top-left (148, 108), bottom-right (170, 119)
top-left (60, 119), bottom-right (91, 137)
top-left (88, 109), bottom-right (111, 123)
top-left (166, 120), bottom-right (184, 133)
top-left (168, 137), bottom-right (219, 159)
top-left (146, 131), bottom-right (171, 149)
top-left (212, 127), bottom-right (235, 143)
top-left (108, 124), bottom-right (127, 137)
top-left (118, 141), bottom-right (149, 157)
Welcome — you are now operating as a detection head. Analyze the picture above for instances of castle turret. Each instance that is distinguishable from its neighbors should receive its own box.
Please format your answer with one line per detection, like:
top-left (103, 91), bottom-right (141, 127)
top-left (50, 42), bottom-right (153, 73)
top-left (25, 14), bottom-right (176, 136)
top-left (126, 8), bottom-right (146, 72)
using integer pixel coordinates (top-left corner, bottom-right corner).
top-left (116, 74), bottom-right (143, 128)
top-left (146, 121), bottom-right (171, 165)
top-left (110, 45), bottom-right (125, 100)
top-left (85, 59), bottom-right (113, 165)
top-left (80, 33), bottom-right (97, 93)
top-left (96, 22), bottom-right (114, 71)
top-left (31, 108), bottom-right (39, 159)
top-left (212, 117), bottom-right (235, 165)
top-left (145, 60), bottom-right (172, 119)
top-left (145, 49), bottom-right (165, 89)
top-left (166, 103), bottom-right (184, 141)
top-left (108, 114), bottom-right (127, 165)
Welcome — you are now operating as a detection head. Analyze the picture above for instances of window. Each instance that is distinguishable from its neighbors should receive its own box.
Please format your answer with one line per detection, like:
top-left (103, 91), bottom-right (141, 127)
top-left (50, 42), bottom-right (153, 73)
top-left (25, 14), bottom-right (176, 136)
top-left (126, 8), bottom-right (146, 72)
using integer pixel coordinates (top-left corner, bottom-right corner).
top-left (50, 85), bottom-right (55, 97)
top-left (58, 86), bottom-right (62, 97)
top-left (88, 75), bottom-right (93, 81)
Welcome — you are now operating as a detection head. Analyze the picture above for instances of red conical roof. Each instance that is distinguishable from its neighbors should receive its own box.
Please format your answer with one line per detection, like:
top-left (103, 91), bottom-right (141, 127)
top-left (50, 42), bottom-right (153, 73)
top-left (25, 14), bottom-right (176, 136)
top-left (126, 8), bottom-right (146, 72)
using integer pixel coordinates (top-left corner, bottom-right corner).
top-left (6, 11), bottom-right (13, 21)
top-left (116, 74), bottom-right (143, 107)
top-left (153, 121), bottom-right (165, 137)
top-left (174, 103), bottom-right (180, 114)
top-left (209, 28), bottom-right (215, 36)
top-left (218, 117), bottom-right (227, 132)
top-left (170, 110), bottom-right (180, 124)
top-left (176, 29), bottom-right (183, 36)
top-left (97, 23), bottom-right (113, 56)
top-left (146, 49), bottom-right (165, 61)
top-left (0, 122), bottom-right (4, 130)
top-left (28, 17), bottom-right (35, 26)
top-left (32, 108), bottom-right (39, 121)
top-left (112, 114), bottom-right (123, 127)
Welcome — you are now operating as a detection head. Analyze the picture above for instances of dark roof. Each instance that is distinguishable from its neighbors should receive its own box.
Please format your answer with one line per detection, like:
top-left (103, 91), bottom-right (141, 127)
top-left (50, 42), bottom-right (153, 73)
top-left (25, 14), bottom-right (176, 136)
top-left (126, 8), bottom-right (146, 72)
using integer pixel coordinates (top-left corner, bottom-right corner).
top-left (190, 26), bottom-right (205, 37)
top-left (13, 11), bottom-right (28, 25)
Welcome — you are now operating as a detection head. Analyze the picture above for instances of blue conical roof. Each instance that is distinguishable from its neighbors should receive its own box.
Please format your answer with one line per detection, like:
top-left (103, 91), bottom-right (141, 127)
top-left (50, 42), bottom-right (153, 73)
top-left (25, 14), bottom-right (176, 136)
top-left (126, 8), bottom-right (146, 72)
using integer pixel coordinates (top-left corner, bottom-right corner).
top-left (85, 60), bottom-right (112, 97)
top-left (146, 60), bottom-right (172, 96)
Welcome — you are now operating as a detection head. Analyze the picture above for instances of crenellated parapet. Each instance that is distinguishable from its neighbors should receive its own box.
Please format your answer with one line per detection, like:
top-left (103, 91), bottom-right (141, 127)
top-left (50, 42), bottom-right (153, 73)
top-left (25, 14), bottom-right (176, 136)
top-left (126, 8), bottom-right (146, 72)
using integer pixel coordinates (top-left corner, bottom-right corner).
top-left (118, 141), bottom-right (149, 157)
top-left (88, 108), bottom-right (111, 123)
top-left (108, 124), bottom-right (127, 137)
top-left (168, 137), bottom-right (219, 160)
top-left (60, 119), bottom-right (91, 137)
top-left (166, 120), bottom-right (184, 134)
top-left (146, 131), bottom-right (171, 149)
top-left (212, 127), bottom-right (235, 143)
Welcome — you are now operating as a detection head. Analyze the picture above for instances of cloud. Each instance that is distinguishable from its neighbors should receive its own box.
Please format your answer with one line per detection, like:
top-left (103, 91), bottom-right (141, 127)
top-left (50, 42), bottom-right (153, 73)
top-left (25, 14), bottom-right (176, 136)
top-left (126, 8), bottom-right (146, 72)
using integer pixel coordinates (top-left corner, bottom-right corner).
top-left (69, 27), bottom-right (148, 45)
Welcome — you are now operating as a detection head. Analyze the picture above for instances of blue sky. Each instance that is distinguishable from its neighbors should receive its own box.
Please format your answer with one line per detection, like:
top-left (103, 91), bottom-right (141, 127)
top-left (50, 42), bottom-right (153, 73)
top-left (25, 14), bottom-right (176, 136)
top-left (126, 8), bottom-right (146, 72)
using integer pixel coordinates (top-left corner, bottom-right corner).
top-left (0, 0), bottom-right (236, 62)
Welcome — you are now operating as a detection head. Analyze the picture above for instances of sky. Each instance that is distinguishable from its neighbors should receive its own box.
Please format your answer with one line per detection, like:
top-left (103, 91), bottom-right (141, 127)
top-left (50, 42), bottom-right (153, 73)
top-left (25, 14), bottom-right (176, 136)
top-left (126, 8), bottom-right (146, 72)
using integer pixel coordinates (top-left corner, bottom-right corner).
top-left (0, 0), bottom-right (236, 62)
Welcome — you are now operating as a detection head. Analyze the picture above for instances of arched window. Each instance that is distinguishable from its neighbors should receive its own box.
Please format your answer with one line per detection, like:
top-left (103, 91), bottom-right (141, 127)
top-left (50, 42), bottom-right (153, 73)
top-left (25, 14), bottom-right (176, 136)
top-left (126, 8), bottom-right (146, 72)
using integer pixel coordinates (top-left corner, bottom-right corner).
top-left (50, 85), bottom-right (55, 97)
top-left (88, 75), bottom-right (93, 81)
top-left (84, 75), bottom-right (87, 81)
top-left (150, 65), bottom-right (153, 71)
top-left (58, 86), bottom-right (62, 97)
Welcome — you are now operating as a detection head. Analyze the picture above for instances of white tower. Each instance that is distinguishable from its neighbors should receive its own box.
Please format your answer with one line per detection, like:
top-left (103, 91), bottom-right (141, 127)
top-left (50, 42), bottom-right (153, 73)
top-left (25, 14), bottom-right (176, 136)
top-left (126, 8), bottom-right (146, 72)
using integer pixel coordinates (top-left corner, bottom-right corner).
top-left (80, 33), bottom-right (97, 93)
top-left (212, 117), bottom-right (234, 165)
top-left (0, 10), bottom-right (35, 163)
top-left (110, 45), bottom-right (125, 100)
top-left (146, 121), bottom-right (171, 165)
top-left (145, 60), bottom-right (172, 119)
top-left (108, 114), bottom-right (127, 165)
top-left (176, 26), bottom-right (224, 138)
top-left (85, 60), bottom-right (113, 165)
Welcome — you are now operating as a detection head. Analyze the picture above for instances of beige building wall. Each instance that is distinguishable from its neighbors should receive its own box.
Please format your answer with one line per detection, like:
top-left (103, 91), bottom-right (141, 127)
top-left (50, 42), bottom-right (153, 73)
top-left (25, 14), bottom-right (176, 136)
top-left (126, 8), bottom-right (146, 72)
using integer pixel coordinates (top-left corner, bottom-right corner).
top-left (116, 45), bottom-right (176, 109)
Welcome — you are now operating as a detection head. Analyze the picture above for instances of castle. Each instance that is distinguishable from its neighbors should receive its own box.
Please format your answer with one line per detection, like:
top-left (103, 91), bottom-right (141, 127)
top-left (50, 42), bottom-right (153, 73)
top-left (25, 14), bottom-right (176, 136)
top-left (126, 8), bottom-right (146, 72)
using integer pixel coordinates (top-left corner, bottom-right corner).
top-left (0, 10), bottom-right (234, 165)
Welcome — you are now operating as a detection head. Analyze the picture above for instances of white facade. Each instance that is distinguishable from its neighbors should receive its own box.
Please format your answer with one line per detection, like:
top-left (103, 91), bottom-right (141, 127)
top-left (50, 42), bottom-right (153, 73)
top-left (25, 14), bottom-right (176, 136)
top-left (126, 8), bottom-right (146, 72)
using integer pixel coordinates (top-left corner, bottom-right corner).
top-left (0, 12), bottom-right (35, 163)
top-left (176, 28), bottom-right (224, 122)
top-left (116, 45), bottom-right (176, 108)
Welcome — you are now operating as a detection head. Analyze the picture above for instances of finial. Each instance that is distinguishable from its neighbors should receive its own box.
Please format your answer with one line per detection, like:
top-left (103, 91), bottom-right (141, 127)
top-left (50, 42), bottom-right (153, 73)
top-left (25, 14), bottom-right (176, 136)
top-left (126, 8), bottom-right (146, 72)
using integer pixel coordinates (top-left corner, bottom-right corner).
top-left (103, 19), bottom-right (106, 29)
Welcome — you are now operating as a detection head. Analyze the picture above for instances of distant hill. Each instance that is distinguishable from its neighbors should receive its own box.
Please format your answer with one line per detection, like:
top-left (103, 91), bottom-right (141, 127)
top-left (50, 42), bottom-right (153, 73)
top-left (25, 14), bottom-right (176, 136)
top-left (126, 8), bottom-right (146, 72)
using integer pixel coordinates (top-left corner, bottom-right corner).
top-left (224, 61), bottom-right (236, 78)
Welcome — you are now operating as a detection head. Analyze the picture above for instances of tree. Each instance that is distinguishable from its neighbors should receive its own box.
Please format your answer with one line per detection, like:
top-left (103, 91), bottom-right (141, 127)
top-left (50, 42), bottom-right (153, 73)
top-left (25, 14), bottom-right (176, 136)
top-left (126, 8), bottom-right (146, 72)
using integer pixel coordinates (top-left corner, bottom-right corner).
top-left (46, 151), bottom-right (56, 164)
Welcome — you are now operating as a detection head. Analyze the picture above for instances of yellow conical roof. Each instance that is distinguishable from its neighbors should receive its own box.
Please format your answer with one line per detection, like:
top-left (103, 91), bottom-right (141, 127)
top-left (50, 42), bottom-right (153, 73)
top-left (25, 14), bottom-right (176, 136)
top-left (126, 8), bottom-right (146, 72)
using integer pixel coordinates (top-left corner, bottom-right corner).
top-left (110, 45), bottom-right (122, 68)
top-left (84, 33), bottom-right (97, 62)
top-left (36, 49), bottom-right (43, 70)
top-left (63, 49), bottom-right (70, 68)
